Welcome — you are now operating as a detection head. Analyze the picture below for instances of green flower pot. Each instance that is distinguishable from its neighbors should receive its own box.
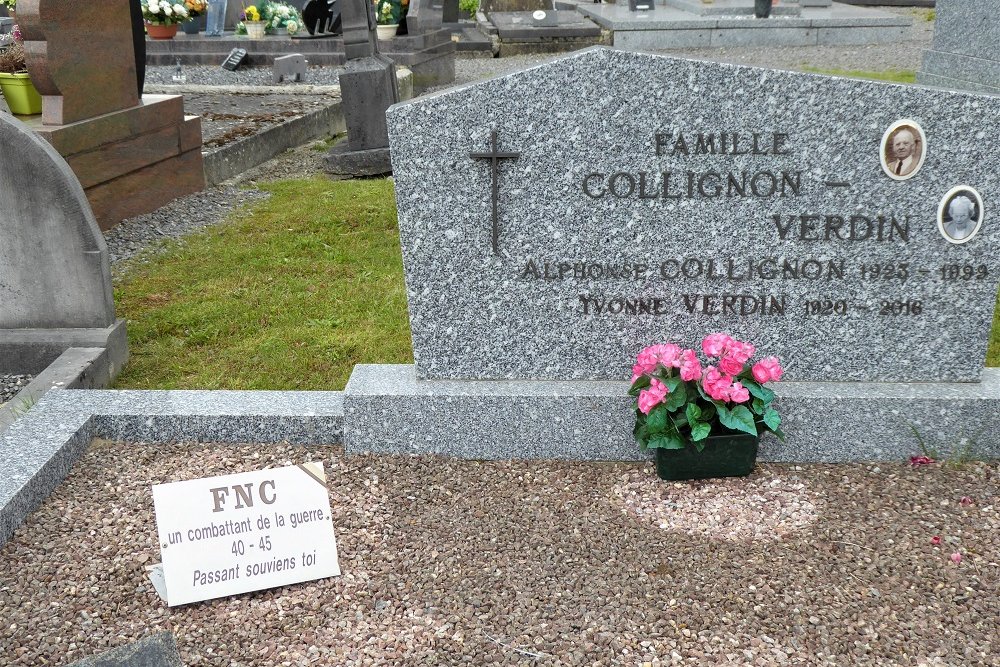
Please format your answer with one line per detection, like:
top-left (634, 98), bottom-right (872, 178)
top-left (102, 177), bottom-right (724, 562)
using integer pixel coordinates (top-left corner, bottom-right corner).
top-left (0, 72), bottom-right (43, 116)
top-left (654, 433), bottom-right (759, 481)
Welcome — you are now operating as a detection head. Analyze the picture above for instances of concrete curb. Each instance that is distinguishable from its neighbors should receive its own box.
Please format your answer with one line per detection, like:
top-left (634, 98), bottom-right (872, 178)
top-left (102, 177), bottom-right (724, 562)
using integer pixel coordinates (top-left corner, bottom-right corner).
top-left (0, 389), bottom-right (344, 549)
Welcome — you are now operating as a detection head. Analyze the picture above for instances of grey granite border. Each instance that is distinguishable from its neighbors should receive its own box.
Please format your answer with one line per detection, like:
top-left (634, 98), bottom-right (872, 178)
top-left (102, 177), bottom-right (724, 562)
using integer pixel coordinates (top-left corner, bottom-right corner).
top-left (344, 364), bottom-right (1000, 463)
top-left (0, 389), bottom-right (344, 549)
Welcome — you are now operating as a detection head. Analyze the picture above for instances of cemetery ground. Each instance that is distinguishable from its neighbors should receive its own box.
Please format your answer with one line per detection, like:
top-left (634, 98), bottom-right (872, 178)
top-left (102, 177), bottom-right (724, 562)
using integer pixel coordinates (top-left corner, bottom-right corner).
top-left (3, 9), bottom-right (1000, 665)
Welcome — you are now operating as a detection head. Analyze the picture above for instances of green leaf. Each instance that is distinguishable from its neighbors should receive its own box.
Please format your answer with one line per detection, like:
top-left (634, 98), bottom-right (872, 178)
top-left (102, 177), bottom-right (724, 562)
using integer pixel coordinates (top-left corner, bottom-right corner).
top-left (700, 403), bottom-right (716, 423)
top-left (685, 403), bottom-right (702, 423)
top-left (718, 404), bottom-right (757, 436)
top-left (743, 379), bottom-right (774, 404)
top-left (650, 434), bottom-right (686, 450)
top-left (662, 376), bottom-right (682, 393)
top-left (690, 422), bottom-right (711, 441)
top-left (773, 427), bottom-right (786, 442)
top-left (693, 439), bottom-right (705, 453)
top-left (646, 405), bottom-right (668, 434)
top-left (628, 374), bottom-right (651, 397)
top-left (751, 398), bottom-right (765, 415)
top-left (664, 381), bottom-right (688, 411)
top-left (763, 408), bottom-right (781, 431)
top-left (633, 422), bottom-right (649, 441)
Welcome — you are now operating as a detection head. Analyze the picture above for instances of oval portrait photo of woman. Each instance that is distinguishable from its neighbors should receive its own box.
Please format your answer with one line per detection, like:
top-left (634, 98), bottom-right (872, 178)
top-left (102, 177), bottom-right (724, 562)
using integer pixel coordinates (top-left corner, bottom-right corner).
top-left (937, 186), bottom-right (984, 245)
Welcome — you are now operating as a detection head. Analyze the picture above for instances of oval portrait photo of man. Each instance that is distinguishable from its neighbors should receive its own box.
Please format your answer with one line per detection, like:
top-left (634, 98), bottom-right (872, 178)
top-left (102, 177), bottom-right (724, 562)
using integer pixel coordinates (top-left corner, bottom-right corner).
top-left (880, 119), bottom-right (926, 181)
top-left (937, 186), bottom-right (984, 244)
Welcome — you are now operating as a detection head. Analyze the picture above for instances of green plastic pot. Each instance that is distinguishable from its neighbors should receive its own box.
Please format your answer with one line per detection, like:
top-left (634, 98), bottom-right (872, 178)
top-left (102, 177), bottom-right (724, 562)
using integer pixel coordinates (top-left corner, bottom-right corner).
top-left (654, 432), bottom-right (759, 481)
top-left (0, 72), bottom-right (43, 116)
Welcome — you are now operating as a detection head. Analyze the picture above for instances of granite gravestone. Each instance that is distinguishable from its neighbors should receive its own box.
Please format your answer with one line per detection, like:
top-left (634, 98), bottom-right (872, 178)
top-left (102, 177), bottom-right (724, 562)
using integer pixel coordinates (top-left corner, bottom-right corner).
top-left (343, 47), bottom-right (1000, 462)
top-left (0, 113), bottom-right (127, 376)
top-left (918, 0), bottom-right (1000, 94)
top-left (18, 0), bottom-right (205, 229)
top-left (67, 632), bottom-right (183, 667)
top-left (324, 0), bottom-right (398, 175)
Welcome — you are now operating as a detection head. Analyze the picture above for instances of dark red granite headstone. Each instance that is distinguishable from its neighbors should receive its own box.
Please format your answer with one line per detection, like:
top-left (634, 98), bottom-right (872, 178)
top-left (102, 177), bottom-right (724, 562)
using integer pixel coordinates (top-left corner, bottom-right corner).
top-left (18, 0), bottom-right (140, 125)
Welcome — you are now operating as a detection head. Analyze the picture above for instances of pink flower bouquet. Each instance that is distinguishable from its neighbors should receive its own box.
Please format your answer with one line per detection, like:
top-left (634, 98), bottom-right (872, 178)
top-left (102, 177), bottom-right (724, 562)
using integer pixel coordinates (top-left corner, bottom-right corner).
top-left (630, 333), bottom-right (785, 451)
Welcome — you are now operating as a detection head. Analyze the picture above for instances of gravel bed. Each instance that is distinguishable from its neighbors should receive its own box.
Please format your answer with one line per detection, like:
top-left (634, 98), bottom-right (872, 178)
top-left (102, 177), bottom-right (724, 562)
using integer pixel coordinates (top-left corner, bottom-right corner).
top-left (0, 375), bottom-right (32, 407)
top-left (105, 187), bottom-right (271, 269)
top-left (1, 442), bottom-right (997, 666)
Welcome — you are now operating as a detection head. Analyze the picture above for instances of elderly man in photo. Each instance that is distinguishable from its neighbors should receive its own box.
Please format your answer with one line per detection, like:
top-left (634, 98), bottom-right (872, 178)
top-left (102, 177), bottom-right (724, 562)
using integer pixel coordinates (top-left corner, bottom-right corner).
top-left (944, 195), bottom-right (977, 241)
top-left (888, 128), bottom-right (919, 177)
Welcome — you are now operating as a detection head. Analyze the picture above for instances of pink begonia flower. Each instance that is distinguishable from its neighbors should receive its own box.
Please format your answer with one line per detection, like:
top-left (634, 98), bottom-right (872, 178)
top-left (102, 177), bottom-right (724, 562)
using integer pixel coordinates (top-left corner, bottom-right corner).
top-left (909, 455), bottom-right (935, 467)
top-left (637, 378), bottom-right (669, 415)
top-left (719, 355), bottom-right (745, 376)
top-left (727, 340), bottom-right (756, 364)
top-left (649, 343), bottom-right (682, 368)
top-left (702, 366), bottom-right (733, 402)
top-left (679, 349), bottom-right (702, 381)
top-left (950, 552), bottom-right (963, 564)
top-left (702, 333), bottom-right (733, 358)
top-left (752, 356), bottom-right (784, 383)
top-left (960, 496), bottom-right (974, 507)
top-left (729, 381), bottom-right (750, 404)
top-left (930, 536), bottom-right (942, 546)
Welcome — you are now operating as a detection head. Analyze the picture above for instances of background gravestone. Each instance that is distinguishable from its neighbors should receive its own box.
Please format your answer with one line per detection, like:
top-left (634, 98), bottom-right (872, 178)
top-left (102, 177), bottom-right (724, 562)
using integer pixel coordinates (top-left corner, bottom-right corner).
top-left (15, 0), bottom-right (205, 229)
top-left (20, 0), bottom-right (139, 125)
top-left (67, 632), bottom-right (184, 667)
top-left (918, 0), bottom-right (1000, 94)
top-left (0, 113), bottom-right (127, 376)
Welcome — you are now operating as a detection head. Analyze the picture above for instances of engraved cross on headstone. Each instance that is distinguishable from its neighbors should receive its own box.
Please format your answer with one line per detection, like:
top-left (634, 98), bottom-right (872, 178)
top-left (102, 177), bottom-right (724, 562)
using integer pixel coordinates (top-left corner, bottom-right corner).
top-left (470, 131), bottom-right (520, 255)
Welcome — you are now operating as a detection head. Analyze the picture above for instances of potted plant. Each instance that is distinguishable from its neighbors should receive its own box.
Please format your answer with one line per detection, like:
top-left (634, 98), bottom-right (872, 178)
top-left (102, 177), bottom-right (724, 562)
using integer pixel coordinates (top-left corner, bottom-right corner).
top-left (373, 0), bottom-right (402, 40)
top-left (0, 30), bottom-right (41, 115)
top-left (240, 3), bottom-right (266, 38)
top-left (261, 0), bottom-right (301, 35)
top-left (629, 333), bottom-right (785, 481)
top-left (141, 0), bottom-right (192, 39)
top-left (180, 0), bottom-right (208, 34)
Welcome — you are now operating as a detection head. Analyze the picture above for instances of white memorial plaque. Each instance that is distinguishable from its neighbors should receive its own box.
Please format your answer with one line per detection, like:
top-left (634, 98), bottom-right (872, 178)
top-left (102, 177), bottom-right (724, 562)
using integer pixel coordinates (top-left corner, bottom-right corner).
top-left (152, 462), bottom-right (340, 606)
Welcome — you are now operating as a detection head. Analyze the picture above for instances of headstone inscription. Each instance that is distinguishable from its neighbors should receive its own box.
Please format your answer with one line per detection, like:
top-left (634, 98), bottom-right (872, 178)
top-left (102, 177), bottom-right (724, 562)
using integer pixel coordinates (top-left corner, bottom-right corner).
top-left (342, 47), bottom-right (1000, 462)
top-left (0, 113), bottom-right (127, 376)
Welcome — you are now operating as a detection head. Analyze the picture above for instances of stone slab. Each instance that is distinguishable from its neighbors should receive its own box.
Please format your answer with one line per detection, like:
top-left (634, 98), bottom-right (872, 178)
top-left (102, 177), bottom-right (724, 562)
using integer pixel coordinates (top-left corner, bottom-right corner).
top-left (0, 113), bottom-right (116, 330)
top-left (0, 389), bottom-right (345, 548)
top-left (919, 49), bottom-right (1000, 95)
top-left (576, 3), bottom-right (911, 32)
top-left (614, 28), bottom-right (711, 49)
top-left (387, 47), bottom-right (1000, 384)
top-left (85, 147), bottom-right (206, 230)
top-left (26, 95), bottom-right (186, 156)
top-left (66, 632), bottom-right (184, 667)
top-left (67, 124), bottom-right (185, 190)
top-left (816, 25), bottom-right (908, 46)
top-left (490, 11), bottom-right (602, 39)
top-left (325, 143), bottom-right (394, 176)
top-left (665, 0), bottom-right (800, 16)
top-left (710, 25), bottom-right (815, 47)
top-left (0, 320), bottom-right (127, 374)
top-left (343, 363), bottom-right (1000, 463)
top-left (924, 0), bottom-right (996, 62)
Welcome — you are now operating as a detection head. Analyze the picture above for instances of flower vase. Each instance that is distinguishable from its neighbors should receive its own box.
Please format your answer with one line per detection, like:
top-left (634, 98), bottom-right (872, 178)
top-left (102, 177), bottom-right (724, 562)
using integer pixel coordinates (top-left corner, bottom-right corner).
top-left (753, 0), bottom-right (772, 18)
top-left (654, 433), bottom-right (759, 481)
top-left (146, 22), bottom-right (180, 39)
top-left (245, 20), bottom-right (266, 39)
top-left (0, 72), bottom-right (43, 115)
top-left (376, 24), bottom-right (398, 41)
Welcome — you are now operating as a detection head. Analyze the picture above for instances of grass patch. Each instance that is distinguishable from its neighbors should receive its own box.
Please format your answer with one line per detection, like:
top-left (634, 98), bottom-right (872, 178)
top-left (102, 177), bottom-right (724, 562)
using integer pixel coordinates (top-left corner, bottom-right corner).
top-left (989, 294), bottom-right (1000, 367)
top-left (113, 178), bottom-right (412, 390)
top-left (801, 67), bottom-right (916, 84)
